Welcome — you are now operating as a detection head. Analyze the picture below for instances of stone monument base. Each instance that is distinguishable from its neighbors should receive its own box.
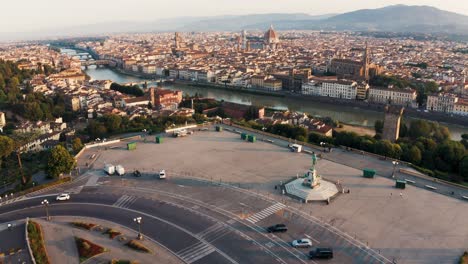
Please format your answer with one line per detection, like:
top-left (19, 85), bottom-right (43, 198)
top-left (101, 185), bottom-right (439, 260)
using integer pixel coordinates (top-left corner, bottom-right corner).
top-left (285, 178), bottom-right (339, 203)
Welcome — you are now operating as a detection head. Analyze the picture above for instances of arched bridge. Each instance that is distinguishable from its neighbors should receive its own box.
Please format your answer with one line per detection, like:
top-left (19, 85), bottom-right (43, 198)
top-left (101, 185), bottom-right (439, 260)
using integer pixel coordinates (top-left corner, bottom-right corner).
top-left (81, 60), bottom-right (113, 66)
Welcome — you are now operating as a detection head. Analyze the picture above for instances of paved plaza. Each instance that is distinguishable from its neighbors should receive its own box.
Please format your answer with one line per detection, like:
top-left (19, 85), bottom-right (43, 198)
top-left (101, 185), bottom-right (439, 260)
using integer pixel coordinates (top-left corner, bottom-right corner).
top-left (85, 129), bottom-right (468, 263)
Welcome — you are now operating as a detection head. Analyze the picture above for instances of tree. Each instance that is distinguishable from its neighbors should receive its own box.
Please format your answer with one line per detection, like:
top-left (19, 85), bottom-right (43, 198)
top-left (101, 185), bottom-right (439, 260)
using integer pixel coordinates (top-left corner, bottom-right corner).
top-left (87, 121), bottom-right (108, 139)
top-left (399, 122), bottom-right (408, 138)
top-left (460, 157), bottom-right (468, 182)
top-left (47, 145), bottom-right (76, 179)
top-left (409, 120), bottom-right (431, 139)
top-left (374, 120), bottom-right (384, 134)
top-left (435, 141), bottom-right (466, 172)
top-left (104, 114), bottom-right (122, 133)
top-left (0, 135), bottom-right (15, 166)
top-left (375, 140), bottom-right (394, 157)
top-left (408, 146), bottom-right (422, 165)
top-left (72, 138), bottom-right (84, 154)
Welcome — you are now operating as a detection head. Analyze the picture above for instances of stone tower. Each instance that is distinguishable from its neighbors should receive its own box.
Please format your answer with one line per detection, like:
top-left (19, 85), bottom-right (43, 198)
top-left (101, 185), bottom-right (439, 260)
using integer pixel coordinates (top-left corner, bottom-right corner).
top-left (363, 41), bottom-right (370, 81)
top-left (382, 105), bottom-right (404, 142)
top-left (149, 87), bottom-right (155, 106)
top-left (241, 30), bottom-right (247, 50)
top-left (174, 32), bottom-right (181, 49)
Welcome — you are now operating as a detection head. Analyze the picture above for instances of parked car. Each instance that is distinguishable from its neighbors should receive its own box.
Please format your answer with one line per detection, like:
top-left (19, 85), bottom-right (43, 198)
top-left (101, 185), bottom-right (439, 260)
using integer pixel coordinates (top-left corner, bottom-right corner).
top-left (133, 170), bottom-right (142, 177)
top-left (267, 224), bottom-right (287, 233)
top-left (309, 248), bottom-right (334, 259)
top-left (291, 238), bottom-right (312, 248)
top-left (159, 170), bottom-right (166, 179)
top-left (56, 193), bottom-right (70, 201)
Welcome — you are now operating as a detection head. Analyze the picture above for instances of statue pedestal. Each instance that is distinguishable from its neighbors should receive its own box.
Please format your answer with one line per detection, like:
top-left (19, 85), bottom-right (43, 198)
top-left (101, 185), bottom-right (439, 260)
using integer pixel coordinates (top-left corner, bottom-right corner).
top-left (302, 169), bottom-right (320, 189)
top-left (287, 177), bottom-right (338, 203)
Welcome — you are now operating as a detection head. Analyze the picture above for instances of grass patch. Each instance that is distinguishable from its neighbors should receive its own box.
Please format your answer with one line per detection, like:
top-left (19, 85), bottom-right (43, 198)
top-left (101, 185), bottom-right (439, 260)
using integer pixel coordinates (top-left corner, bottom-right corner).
top-left (460, 251), bottom-right (468, 264)
top-left (75, 237), bottom-right (107, 263)
top-left (110, 260), bottom-right (139, 264)
top-left (103, 228), bottom-right (122, 239)
top-left (27, 220), bottom-right (50, 264)
top-left (72, 222), bottom-right (97, 230)
top-left (125, 240), bottom-right (151, 253)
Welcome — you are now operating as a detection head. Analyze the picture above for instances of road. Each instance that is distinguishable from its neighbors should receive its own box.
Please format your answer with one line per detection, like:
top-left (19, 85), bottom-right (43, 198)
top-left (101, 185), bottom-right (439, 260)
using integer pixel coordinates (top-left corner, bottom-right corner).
top-left (0, 179), bottom-right (390, 264)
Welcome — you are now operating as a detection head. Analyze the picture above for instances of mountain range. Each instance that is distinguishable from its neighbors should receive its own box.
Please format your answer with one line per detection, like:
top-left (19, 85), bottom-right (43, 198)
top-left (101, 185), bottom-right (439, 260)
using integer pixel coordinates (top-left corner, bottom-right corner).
top-left (2, 5), bottom-right (468, 41)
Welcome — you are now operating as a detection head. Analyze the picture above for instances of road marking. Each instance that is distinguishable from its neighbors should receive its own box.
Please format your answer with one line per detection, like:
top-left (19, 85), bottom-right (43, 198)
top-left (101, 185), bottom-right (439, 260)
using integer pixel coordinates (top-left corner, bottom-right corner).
top-left (265, 242), bottom-right (275, 248)
top-left (197, 222), bottom-right (232, 243)
top-left (113, 195), bottom-right (137, 208)
top-left (246, 203), bottom-right (285, 223)
top-left (305, 234), bottom-right (320, 244)
top-left (177, 242), bottom-right (216, 264)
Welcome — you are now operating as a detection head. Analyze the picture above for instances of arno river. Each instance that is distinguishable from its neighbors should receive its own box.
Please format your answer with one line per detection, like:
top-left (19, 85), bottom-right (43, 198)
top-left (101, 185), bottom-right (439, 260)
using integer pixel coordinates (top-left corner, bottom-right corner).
top-left (63, 49), bottom-right (467, 139)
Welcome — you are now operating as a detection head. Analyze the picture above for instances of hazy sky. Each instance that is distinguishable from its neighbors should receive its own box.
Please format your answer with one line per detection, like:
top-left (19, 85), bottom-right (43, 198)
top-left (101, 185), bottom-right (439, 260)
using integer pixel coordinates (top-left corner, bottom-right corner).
top-left (2, 0), bottom-right (467, 33)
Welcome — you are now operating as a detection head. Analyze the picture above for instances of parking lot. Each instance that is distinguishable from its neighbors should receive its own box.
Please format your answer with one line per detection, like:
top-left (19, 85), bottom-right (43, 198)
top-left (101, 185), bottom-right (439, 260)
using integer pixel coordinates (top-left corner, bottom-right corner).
top-left (87, 129), bottom-right (468, 263)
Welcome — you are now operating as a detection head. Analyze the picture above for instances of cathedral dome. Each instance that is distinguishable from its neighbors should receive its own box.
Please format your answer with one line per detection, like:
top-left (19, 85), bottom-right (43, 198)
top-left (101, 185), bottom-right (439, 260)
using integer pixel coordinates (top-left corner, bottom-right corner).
top-left (264, 25), bottom-right (279, 44)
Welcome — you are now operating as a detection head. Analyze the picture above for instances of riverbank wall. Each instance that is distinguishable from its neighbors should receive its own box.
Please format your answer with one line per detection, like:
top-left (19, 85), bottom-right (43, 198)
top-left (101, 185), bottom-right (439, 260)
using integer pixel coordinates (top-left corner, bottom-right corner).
top-left (64, 46), bottom-right (466, 128)
top-left (173, 80), bottom-right (468, 127)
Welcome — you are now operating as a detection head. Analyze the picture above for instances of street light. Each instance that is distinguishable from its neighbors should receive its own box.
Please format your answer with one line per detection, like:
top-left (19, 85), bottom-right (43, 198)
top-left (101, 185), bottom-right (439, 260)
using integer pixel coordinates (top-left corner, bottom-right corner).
top-left (133, 217), bottom-right (143, 240)
top-left (41, 199), bottom-right (50, 221)
top-left (392, 161), bottom-right (399, 178)
top-left (320, 142), bottom-right (326, 152)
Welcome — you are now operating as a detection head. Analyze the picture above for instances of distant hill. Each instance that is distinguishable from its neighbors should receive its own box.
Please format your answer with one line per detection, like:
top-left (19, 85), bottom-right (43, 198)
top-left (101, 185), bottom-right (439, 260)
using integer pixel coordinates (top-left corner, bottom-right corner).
top-left (2, 5), bottom-right (468, 41)
top-left (316, 5), bottom-right (468, 34)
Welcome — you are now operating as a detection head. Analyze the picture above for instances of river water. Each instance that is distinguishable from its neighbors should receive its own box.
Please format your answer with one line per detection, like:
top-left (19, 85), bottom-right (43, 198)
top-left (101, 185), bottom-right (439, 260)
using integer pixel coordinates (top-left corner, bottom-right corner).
top-left (62, 49), bottom-right (467, 139)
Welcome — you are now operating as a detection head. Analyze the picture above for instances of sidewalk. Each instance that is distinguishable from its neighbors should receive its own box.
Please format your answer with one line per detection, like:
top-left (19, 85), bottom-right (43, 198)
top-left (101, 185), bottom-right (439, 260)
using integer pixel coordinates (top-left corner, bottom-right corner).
top-left (37, 216), bottom-right (182, 264)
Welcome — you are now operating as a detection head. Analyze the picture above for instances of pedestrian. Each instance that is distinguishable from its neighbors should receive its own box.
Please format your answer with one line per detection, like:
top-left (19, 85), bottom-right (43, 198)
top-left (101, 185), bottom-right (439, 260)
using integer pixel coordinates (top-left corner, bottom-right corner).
top-left (390, 193), bottom-right (392, 196)
top-left (400, 193), bottom-right (403, 197)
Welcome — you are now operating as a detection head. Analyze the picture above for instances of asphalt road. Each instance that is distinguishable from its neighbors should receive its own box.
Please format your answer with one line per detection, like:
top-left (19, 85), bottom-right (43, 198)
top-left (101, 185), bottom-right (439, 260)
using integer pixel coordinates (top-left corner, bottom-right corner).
top-left (0, 184), bottom-right (390, 264)
top-left (0, 190), bottom-right (302, 264)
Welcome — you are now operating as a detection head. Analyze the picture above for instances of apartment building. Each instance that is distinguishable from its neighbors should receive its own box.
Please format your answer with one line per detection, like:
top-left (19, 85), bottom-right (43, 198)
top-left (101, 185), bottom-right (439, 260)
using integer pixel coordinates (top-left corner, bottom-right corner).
top-left (453, 98), bottom-right (468, 116)
top-left (427, 93), bottom-right (459, 113)
top-left (321, 80), bottom-right (358, 100)
top-left (369, 87), bottom-right (417, 108)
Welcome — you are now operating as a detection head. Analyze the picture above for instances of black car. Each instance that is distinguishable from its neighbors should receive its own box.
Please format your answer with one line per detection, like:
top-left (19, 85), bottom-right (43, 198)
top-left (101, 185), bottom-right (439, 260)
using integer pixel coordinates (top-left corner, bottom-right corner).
top-left (133, 170), bottom-right (142, 177)
top-left (309, 248), bottom-right (333, 259)
top-left (267, 224), bottom-right (288, 233)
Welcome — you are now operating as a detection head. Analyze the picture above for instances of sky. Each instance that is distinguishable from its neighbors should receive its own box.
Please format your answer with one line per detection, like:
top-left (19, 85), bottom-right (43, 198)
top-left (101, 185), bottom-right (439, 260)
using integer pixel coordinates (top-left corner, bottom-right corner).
top-left (1, 0), bottom-right (467, 33)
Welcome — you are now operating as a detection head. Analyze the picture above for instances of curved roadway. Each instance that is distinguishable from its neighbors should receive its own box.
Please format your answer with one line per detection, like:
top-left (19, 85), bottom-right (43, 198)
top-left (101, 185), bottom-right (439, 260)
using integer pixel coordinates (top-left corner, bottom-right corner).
top-left (0, 180), bottom-right (391, 264)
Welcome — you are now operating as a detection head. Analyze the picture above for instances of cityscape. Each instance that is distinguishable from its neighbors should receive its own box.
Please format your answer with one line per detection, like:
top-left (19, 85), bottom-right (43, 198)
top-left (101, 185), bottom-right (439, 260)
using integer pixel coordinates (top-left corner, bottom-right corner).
top-left (0, 1), bottom-right (467, 264)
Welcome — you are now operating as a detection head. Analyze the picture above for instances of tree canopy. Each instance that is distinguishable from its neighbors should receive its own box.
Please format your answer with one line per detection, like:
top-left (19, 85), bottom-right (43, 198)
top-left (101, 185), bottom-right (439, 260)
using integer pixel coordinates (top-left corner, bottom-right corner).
top-left (46, 145), bottom-right (76, 179)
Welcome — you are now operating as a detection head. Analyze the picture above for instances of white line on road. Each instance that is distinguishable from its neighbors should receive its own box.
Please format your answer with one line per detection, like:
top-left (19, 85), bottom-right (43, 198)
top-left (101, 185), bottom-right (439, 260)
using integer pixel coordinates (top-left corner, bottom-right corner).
top-left (304, 234), bottom-right (320, 244)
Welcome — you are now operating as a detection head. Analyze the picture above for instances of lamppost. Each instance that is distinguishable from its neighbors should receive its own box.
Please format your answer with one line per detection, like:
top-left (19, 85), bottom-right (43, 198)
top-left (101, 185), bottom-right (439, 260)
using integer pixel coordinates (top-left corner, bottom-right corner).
top-left (41, 199), bottom-right (50, 221)
top-left (133, 217), bottom-right (143, 240)
top-left (320, 142), bottom-right (326, 152)
top-left (392, 161), bottom-right (399, 179)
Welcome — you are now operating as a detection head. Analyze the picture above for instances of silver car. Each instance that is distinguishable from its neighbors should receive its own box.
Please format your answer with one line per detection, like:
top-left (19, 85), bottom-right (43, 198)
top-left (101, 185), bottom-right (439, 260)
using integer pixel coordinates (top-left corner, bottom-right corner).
top-left (291, 238), bottom-right (312, 248)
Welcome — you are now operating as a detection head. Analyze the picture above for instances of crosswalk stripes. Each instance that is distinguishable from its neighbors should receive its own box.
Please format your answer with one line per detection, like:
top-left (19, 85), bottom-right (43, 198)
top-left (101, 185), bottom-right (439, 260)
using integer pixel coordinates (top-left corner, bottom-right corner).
top-left (112, 195), bottom-right (137, 208)
top-left (65, 186), bottom-right (83, 194)
top-left (245, 203), bottom-right (285, 224)
top-left (0, 197), bottom-right (24, 206)
top-left (197, 223), bottom-right (232, 243)
top-left (176, 242), bottom-right (216, 264)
